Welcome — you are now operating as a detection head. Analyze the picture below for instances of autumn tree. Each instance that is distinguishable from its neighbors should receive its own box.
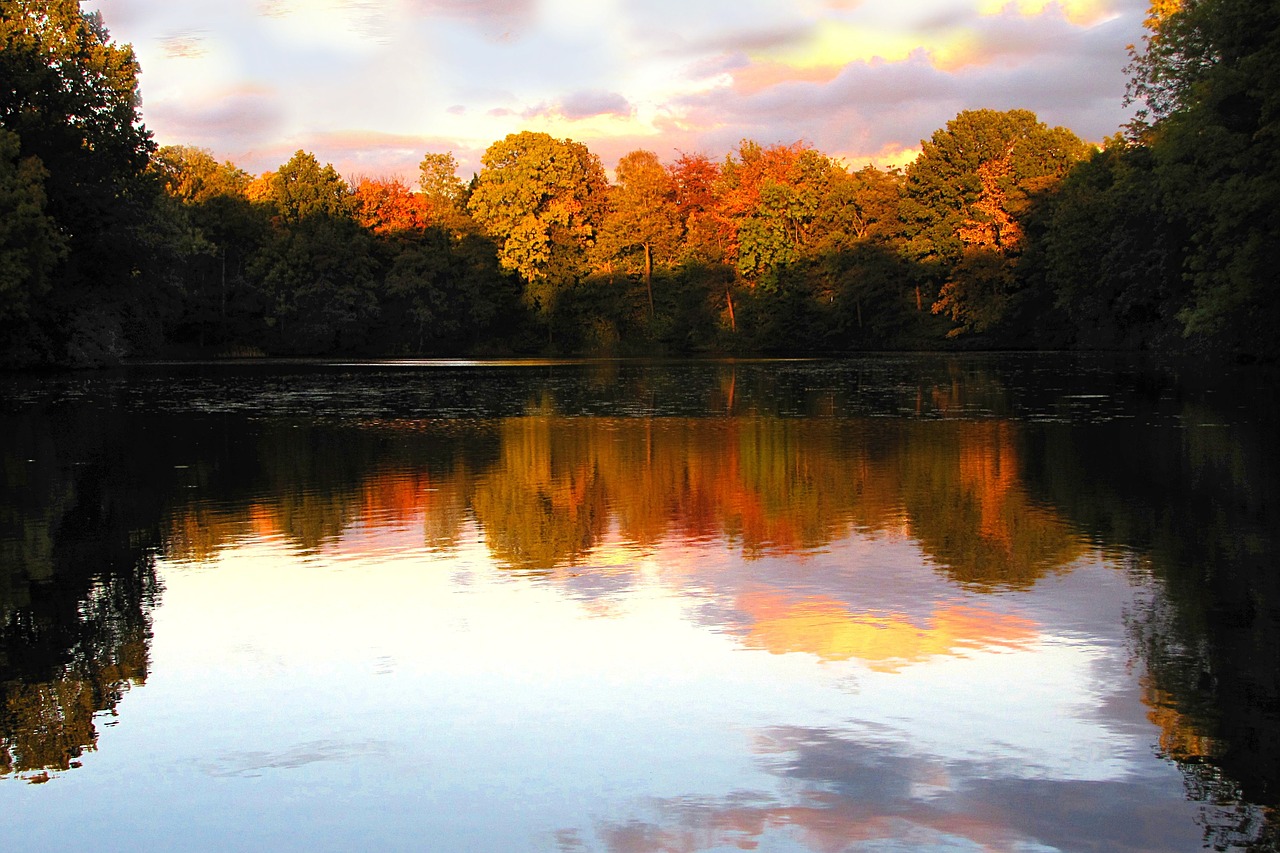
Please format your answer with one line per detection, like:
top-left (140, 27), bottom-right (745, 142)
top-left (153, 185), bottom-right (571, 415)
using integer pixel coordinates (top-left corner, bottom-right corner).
top-left (669, 151), bottom-right (726, 265)
top-left (152, 146), bottom-right (250, 203)
top-left (468, 131), bottom-right (608, 325)
top-left (717, 141), bottom-right (845, 282)
top-left (596, 150), bottom-right (681, 319)
top-left (351, 176), bottom-right (430, 235)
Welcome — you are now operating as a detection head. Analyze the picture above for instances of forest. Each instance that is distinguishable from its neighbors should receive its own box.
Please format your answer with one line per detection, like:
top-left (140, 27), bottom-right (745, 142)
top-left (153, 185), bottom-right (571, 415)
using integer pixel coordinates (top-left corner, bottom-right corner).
top-left (1, 0), bottom-right (1277, 366)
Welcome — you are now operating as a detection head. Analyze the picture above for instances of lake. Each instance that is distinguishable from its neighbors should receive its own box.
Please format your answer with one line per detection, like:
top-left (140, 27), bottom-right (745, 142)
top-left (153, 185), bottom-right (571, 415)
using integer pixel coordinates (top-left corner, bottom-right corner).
top-left (2, 355), bottom-right (1277, 851)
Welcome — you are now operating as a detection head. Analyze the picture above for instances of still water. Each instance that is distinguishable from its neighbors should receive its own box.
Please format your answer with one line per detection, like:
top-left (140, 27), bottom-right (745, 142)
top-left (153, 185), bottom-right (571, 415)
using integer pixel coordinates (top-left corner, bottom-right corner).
top-left (2, 355), bottom-right (1277, 851)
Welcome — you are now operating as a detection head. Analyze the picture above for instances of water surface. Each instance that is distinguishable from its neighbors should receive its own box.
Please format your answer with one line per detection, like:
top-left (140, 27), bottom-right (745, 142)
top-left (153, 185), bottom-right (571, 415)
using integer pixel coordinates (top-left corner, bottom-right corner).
top-left (2, 355), bottom-right (1277, 851)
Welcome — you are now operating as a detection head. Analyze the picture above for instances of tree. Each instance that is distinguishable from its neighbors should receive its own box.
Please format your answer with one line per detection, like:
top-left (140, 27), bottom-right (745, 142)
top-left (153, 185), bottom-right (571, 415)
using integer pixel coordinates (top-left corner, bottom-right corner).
top-left (814, 165), bottom-right (902, 250)
top-left (149, 146), bottom-right (269, 350)
top-left (152, 146), bottom-right (249, 204)
top-left (596, 150), bottom-right (681, 319)
top-left (249, 214), bottom-right (379, 353)
top-left (1035, 140), bottom-right (1186, 349)
top-left (669, 151), bottom-right (727, 265)
top-left (267, 150), bottom-right (352, 222)
top-left (717, 141), bottom-right (843, 282)
top-left (0, 129), bottom-right (66, 325)
top-left (382, 229), bottom-right (515, 353)
top-left (0, 1), bottom-right (153, 222)
top-left (901, 109), bottom-right (1090, 335)
top-left (467, 131), bottom-right (608, 324)
top-left (1, 0), bottom-right (155, 363)
top-left (1127, 0), bottom-right (1280, 358)
top-left (419, 151), bottom-right (465, 208)
top-left (1125, 0), bottom-right (1214, 132)
top-left (352, 177), bottom-right (430, 235)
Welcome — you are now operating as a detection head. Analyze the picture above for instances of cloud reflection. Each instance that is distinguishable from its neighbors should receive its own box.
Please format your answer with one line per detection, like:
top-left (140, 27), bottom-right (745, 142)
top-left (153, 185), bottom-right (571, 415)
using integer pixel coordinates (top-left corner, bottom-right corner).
top-left (587, 725), bottom-right (1209, 852)
top-left (739, 594), bottom-right (1037, 671)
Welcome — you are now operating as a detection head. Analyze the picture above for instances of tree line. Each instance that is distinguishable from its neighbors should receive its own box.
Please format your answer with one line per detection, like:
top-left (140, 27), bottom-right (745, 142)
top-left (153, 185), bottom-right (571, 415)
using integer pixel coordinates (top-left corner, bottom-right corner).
top-left (2, 0), bottom-right (1276, 365)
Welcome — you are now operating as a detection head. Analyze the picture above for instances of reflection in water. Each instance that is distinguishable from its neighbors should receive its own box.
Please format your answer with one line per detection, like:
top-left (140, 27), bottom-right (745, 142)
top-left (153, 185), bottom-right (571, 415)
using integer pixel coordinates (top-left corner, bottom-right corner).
top-left (0, 357), bottom-right (1276, 850)
top-left (739, 593), bottom-right (1036, 671)
top-left (156, 417), bottom-right (1084, 590)
top-left (0, 424), bottom-right (161, 783)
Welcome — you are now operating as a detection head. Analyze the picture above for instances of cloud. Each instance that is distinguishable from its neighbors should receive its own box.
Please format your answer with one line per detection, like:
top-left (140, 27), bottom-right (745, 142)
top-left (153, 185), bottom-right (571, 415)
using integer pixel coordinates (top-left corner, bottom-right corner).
top-left (620, 1), bottom-right (814, 59)
top-left (663, 1), bottom-right (1143, 163)
top-left (979, 0), bottom-right (1129, 26)
top-left (409, 0), bottom-right (538, 38)
top-left (729, 62), bottom-right (845, 96)
top-left (159, 32), bottom-right (210, 59)
top-left (236, 130), bottom-right (482, 182)
top-left (91, 0), bottom-right (1151, 186)
top-left (553, 91), bottom-right (635, 121)
top-left (147, 87), bottom-right (285, 149)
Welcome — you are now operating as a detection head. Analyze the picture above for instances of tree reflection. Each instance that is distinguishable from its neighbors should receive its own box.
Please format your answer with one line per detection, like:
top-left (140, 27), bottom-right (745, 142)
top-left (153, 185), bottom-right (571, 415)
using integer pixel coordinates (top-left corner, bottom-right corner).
top-left (158, 412), bottom-right (1084, 588)
top-left (1, 410), bottom-right (161, 782)
top-left (1029, 376), bottom-right (1280, 850)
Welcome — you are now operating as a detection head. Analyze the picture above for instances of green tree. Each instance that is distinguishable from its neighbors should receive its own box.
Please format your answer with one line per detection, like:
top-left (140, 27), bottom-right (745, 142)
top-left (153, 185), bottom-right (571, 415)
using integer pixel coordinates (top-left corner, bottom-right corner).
top-left (0, 129), bottom-right (66, 326)
top-left (467, 131), bottom-right (608, 324)
top-left (902, 109), bottom-right (1090, 335)
top-left (381, 228), bottom-right (515, 353)
top-left (1033, 140), bottom-right (1187, 349)
top-left (249, 215), bottom-right (379, 354)
top-left (268, 150), bottom-right (352, 222)
top-left (813, 165), bottom-right (902, 251)
top-left (1128, 0), bottom-right (1280, 358)
top-left (0, 0), bottom-right (155, 364)
top-left (0, 1), bottom-right (152, 217)
top-left (596, 149), bottom-right (681, 319)
top-left (149, 146), bottom-right (270, 350)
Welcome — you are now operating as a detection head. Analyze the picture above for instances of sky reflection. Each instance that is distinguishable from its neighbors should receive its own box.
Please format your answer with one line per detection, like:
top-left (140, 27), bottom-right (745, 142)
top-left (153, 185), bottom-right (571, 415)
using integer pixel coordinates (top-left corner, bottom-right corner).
top-left (87, 520), bottom-right (1198, 852)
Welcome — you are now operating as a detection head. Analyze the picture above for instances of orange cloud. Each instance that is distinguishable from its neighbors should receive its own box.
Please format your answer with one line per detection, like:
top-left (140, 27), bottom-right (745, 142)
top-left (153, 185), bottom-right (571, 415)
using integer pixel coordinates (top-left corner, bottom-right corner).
top-left (979, 0), bottom-right (1120, 26)
top-left (730, 62), bottom-right (844, 95)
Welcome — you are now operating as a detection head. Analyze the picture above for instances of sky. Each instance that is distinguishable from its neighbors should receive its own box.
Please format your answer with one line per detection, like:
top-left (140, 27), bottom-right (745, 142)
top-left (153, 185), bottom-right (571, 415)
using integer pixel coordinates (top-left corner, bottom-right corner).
top-left (83, 0), bottom-right (1152, 182)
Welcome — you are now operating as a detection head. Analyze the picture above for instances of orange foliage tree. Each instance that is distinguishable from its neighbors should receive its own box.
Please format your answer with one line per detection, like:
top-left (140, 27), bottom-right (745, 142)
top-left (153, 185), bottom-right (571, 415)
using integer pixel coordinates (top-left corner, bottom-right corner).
top-left (351, 177), bottom-right (431, 235)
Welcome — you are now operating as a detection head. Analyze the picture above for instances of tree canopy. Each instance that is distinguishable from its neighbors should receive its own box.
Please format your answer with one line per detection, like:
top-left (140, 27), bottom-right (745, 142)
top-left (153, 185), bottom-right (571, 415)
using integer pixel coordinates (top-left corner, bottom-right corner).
top-left (467, 131), bottom-right (608, 325)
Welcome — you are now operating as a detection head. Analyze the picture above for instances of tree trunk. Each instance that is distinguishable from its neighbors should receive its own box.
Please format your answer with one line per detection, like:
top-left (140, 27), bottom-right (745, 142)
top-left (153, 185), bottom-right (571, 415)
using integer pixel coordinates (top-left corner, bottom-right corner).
top-left (644, 243), bottom-right (655, 321)
top-left (725, 288), bottom-right (736, 332)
